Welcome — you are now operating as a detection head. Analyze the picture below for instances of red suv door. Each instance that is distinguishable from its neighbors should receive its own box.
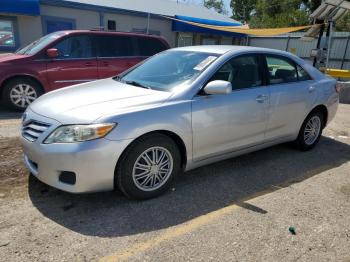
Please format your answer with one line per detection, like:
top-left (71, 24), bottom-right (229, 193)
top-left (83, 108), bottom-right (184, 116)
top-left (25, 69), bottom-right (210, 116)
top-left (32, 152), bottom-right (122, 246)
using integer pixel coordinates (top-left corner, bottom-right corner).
top-left (45, 34), bottom-right (98, 90)
top-left (96, 34), bottom-right (168, 79)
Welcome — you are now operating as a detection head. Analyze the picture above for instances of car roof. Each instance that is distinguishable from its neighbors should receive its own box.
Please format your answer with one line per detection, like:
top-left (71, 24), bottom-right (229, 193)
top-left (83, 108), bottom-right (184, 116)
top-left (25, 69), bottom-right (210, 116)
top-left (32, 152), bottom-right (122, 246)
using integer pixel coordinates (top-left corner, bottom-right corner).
top-left (172, 45), bottom-right (292, 56)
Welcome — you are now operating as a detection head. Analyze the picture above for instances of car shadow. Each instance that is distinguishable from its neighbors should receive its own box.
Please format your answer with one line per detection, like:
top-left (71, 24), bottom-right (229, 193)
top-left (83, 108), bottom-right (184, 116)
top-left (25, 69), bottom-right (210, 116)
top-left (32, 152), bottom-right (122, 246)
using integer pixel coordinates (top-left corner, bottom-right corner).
top-left (28, 137), bottom-right (350, 237)
top-left (0, 106), bottom-right (22, 120)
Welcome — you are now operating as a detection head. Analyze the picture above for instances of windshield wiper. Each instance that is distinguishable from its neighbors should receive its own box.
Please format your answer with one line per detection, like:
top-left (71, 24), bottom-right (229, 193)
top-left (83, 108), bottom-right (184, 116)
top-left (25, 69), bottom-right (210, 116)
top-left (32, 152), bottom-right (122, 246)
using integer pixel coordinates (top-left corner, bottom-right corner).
top-left (123, 80), bottom-right (152, 90)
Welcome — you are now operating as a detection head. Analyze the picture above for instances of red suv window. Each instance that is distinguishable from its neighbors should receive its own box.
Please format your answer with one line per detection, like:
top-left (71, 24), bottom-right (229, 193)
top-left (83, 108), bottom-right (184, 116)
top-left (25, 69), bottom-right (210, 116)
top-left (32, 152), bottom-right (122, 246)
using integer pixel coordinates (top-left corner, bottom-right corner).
top-left (97, 35), bottom-right (136, 57)
top-left (53, 35), bottom-right (95, 59)
top-left (137, 37), bottom-right (167, 56)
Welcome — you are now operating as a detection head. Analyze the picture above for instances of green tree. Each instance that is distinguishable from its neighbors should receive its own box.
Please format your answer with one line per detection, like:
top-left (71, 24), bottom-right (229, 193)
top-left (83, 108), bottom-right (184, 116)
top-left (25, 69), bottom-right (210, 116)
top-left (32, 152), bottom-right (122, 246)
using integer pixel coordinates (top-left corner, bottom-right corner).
top-left (249, 0), bottom-right (309, 28)
top-left (302, 0), bottom-right (322, 12)
top-left (335, 12), bottom-right (350, 32)
top-left (230, 0), bottom-right (257, 23)
top-left (203, 0), bottom-right (226, 14)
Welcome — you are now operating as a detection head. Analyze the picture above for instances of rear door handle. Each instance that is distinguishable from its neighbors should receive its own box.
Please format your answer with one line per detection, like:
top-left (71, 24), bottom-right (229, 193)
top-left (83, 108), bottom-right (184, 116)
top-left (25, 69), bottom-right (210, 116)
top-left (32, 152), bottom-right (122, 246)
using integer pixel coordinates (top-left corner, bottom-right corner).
top-left (256, 94), bottom-right (268, 103)
top-left (101, 61), bottom-right (109, 67)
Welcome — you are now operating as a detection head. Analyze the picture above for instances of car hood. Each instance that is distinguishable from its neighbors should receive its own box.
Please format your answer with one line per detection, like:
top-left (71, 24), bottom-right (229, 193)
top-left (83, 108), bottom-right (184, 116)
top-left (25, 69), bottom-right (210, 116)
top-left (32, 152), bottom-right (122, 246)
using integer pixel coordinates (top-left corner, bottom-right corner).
top-left (30, 78), bottom-right (172, 124)
top-left (0, 53), bottom-right (27, 63)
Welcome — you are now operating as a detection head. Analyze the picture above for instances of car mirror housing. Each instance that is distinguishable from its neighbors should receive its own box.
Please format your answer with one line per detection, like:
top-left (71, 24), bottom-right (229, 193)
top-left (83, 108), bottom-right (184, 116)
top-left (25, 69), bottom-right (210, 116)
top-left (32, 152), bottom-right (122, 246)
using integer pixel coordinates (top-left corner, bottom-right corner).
top-left (46, 48), bottom-right (59, 59)
top-left (204, 80), bottom-right (232, 95)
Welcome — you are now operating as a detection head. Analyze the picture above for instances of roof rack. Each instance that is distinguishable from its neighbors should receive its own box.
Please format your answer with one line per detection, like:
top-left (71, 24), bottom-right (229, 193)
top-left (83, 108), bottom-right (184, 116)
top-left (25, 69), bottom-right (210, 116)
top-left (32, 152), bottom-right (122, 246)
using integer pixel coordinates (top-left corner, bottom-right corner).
top-left (90, 27), bottom-right (105, 31)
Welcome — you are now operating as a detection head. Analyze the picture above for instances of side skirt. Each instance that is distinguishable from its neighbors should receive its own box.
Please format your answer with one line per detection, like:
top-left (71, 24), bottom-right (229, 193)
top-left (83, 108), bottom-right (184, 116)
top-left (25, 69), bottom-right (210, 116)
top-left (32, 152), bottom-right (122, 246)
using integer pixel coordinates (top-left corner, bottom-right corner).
top-left (185, 135), bottom-right (295, 172)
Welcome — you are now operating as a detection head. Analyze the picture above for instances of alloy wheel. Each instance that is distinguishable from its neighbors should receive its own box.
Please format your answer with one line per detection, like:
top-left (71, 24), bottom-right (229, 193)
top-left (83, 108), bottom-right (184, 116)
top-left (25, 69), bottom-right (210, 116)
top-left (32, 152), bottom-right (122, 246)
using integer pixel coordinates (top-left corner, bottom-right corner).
top-left (132, 146), bottom-right (173, 191)
top-left (304, 116), bottom-right (321, 145)
top-left (10, 84), bottom-right (37, 108)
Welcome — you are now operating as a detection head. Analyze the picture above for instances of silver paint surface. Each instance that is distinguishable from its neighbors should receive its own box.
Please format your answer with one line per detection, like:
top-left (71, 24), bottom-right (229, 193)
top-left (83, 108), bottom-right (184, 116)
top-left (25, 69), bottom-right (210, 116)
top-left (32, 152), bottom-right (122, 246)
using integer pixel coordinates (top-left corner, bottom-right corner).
top-left (21, 46), bottom-right (339, 193)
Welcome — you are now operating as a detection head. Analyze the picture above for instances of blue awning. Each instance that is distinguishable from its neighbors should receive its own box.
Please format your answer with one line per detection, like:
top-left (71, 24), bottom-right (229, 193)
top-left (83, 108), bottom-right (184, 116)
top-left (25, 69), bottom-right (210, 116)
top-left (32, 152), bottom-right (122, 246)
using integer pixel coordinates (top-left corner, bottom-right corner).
top-left (0, 0), bottom-right (40, 16)
top-left (172, 15), bottom-right (246, 37)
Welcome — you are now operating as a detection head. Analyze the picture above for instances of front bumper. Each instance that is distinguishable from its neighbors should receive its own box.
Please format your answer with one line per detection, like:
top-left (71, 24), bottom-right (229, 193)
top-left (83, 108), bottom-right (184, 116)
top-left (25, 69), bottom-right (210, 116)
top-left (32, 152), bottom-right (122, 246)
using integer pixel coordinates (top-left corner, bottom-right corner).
top-left (21, 109), bottom-right (132, 193)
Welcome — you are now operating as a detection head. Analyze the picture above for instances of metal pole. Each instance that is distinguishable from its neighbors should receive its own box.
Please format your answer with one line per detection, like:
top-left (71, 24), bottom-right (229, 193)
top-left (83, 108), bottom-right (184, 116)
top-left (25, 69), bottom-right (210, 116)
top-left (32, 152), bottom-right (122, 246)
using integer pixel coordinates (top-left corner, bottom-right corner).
top-left (146, 13), bottom-right (150, 34)
top-left (326, 21), bottom-right (333, 69)
top-left (285, 36), bottom-right (290, 51)
top-left (313, 23), bottom-right (325, 67)
top-left (341, 35), bottom-right (350, 69)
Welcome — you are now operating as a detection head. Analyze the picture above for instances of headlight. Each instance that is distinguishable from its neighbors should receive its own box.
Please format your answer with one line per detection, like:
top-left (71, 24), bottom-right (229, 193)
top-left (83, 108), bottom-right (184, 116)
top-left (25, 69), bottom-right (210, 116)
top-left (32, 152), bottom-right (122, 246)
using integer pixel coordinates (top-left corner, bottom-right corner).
top-left (44, 123), bottom-right (116, 144)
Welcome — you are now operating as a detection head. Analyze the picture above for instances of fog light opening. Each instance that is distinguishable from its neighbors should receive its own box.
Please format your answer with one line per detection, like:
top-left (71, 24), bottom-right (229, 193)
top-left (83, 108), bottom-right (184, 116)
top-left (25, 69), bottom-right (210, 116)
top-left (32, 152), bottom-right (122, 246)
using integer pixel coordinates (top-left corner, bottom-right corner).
top-left (59, 171), bottom-right (76, 185)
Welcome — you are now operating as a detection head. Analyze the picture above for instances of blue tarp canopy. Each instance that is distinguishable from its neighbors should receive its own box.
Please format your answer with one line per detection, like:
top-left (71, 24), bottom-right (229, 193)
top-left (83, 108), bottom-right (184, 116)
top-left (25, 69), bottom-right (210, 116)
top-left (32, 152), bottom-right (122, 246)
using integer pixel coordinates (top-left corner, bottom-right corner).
top-left (172, 15), bottom-right (246, 37)
top-left (0, 0), bottom-right (40, 16)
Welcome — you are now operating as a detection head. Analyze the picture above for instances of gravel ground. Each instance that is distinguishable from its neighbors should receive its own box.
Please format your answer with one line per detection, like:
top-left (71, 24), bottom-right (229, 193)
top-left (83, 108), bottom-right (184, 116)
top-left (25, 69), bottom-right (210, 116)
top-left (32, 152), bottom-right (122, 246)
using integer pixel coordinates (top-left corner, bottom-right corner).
top-left (0, 106), bottom-right (21, 139)
top-left (0, 104), bottom-right (349, 261)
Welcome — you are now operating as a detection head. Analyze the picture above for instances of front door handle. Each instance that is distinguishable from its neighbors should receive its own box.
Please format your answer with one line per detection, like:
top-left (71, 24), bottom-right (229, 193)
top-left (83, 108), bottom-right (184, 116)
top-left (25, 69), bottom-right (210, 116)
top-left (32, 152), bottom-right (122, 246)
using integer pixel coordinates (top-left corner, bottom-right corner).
top-left (256, 94), bottom-right (268, 103)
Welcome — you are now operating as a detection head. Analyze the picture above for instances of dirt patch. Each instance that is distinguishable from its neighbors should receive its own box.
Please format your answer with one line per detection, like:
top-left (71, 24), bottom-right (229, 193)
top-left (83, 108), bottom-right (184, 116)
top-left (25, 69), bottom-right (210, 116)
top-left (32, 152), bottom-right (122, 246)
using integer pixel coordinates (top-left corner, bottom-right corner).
top-left (0, 138), bottom-right (28, 199)
top-left (340, 184), bottom-right (350, 197)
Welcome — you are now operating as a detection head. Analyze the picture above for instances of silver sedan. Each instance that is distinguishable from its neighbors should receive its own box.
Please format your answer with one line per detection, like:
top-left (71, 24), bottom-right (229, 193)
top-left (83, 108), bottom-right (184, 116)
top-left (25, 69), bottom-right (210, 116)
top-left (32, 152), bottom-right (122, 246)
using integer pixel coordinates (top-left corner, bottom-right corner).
top-left (21, 45), bottom-right (339, 199)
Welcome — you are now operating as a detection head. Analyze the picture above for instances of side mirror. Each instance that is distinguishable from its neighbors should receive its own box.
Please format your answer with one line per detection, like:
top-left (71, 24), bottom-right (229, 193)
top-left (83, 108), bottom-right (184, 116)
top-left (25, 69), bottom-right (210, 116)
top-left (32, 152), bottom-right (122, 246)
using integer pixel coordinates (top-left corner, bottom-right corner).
top-left (203, 80), bottom-right (232, 95)
top-left (46, 48), bottom-right (59, 59)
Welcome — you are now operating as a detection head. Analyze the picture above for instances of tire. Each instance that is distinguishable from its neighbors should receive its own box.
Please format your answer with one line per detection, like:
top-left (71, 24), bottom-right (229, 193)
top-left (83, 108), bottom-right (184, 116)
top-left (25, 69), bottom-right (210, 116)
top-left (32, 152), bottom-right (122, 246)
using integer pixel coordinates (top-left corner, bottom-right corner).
top-left (294, 110), bottom-right (324, 151)
top-left (116, 133), bottom-right (181, 200)
top-left (2, 77), bottom-right (43, 111)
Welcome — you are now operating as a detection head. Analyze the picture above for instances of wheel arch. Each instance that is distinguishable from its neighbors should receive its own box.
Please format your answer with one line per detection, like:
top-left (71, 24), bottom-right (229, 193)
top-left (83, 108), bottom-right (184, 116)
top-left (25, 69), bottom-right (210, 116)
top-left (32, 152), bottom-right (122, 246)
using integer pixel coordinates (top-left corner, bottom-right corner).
top-left (0, 74), bottom-right (45, 100)
top-left (310, 104), bottom-right (328, 128)
top-left (114, 130), bottom-right (188, 187)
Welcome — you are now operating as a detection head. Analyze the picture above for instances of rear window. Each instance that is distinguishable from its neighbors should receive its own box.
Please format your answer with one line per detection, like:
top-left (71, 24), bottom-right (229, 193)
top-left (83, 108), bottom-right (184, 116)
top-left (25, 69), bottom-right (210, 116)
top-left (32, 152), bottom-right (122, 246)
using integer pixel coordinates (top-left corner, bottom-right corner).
top-left (97, 35), bottom-right (136, 57)
top-left (137, 37), bottom-right (167, 56)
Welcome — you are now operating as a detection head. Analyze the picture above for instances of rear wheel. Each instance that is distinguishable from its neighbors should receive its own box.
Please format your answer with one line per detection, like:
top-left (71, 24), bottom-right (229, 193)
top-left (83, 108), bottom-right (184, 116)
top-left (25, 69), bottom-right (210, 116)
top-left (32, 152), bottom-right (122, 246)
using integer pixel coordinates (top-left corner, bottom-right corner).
top-left (3, 77), bottom-right (43, 111)
top-left (294, 110), bottom-right (324, 151)
top-left (116, 134), bottom-right (181, 200)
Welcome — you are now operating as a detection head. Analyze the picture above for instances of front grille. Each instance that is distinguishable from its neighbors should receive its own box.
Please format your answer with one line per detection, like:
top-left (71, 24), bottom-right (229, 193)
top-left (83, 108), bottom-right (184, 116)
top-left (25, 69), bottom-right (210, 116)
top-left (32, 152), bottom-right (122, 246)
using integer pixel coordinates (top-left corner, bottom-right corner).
top-left (22, 120), bottom-right (51, 142)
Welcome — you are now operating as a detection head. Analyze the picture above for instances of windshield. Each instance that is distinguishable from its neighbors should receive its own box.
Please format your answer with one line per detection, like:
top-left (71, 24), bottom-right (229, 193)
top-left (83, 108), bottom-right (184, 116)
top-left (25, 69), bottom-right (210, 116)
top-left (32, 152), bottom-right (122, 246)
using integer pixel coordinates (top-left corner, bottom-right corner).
top-left (16, 32), bottom-right (66, 55)
top-left (117, 51), bottom-right (218, 91)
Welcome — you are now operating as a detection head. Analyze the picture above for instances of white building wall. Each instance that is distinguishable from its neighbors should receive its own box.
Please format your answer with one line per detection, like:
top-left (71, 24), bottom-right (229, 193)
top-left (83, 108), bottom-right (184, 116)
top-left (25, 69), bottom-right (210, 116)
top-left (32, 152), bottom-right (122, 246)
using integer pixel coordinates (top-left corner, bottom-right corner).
top-left (103, 13), bottom-right (176, 47)
top-left (17, 16), bottom-right (42, 47)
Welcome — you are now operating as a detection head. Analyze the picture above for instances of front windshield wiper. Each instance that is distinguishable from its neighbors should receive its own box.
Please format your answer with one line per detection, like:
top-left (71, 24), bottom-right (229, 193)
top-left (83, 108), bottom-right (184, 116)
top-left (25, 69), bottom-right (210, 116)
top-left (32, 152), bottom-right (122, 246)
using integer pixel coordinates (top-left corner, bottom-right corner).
top-left (123, 80), bottom-right (152, 90)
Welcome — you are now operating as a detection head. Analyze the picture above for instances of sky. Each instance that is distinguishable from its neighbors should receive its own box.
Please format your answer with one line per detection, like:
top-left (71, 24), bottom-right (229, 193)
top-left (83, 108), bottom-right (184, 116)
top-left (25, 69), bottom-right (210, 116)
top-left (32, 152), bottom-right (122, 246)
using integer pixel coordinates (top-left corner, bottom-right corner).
top-left (170, 0), bottom-right (233, 16)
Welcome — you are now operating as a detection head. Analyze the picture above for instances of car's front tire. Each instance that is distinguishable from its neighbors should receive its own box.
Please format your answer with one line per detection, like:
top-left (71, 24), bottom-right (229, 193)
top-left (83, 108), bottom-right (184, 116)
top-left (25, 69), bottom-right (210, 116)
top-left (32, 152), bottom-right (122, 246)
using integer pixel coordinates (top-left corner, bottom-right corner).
top-left (3, 77), bottom-right (43, 111)
top-left (115, 133), bottom-right (181, 200)
top-left (294, 110), bottom-right (324, 151)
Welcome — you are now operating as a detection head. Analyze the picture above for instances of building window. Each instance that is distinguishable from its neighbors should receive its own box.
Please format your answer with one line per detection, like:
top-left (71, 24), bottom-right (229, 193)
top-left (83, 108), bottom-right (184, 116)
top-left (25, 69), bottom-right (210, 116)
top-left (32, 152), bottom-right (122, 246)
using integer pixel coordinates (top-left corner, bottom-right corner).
top-left (201, 36), bottom-right (218, 45)
top-left (220, 37), bottom-right (233, 45)
top-left (177, 33), bottom-right (193, 47)
top-left (107, 20), bottom-right (116, 31)
top-left (42, 16), bottom-right (76, 35)
top-left (0, 18), bottom-right (16, 49)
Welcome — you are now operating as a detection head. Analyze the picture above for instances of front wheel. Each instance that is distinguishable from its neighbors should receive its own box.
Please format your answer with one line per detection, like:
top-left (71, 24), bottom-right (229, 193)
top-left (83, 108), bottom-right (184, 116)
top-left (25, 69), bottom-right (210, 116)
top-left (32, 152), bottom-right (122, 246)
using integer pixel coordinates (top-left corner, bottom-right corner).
top-left (3, 77), bottom-right (43, 111)
top-left (115, 134), bottom-right (181, 200)
top-left (294, 111), bottom-right (324, 151)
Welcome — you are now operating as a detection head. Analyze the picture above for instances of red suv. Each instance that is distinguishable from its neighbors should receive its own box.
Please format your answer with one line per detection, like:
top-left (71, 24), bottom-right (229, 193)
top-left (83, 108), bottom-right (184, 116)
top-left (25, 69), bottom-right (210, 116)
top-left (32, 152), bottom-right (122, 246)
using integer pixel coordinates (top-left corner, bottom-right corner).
top-left (0, 30), bottom-right (170, 110)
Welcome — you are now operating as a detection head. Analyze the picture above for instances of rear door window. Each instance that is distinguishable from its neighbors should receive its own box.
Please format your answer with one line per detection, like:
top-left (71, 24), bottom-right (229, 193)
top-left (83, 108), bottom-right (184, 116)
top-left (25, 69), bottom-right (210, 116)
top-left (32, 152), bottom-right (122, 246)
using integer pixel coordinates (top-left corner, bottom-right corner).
top-left (297, 65), bottom-right (312, 81)
top-left (97, 35), bottom-right (136, 57)
top-left (266, 55), bottom-right (298, 84)
top-left (53, 35), bottom-right (94, 59)
top-left (137, 37), bottom-right (167, 57)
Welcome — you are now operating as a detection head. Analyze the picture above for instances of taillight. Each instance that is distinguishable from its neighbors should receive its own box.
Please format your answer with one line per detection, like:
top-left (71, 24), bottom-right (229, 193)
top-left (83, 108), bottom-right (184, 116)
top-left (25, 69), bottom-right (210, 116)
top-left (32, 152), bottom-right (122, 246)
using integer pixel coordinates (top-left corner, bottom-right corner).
top-left (335, 82), bottom-right (341, 93)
